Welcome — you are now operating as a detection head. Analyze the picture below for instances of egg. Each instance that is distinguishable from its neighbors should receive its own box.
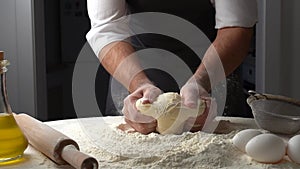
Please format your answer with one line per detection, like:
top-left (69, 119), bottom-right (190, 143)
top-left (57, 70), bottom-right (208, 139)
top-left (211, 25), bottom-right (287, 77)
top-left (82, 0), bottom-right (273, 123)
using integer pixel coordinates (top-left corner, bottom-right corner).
top-left (232, 129), bottom-right (263, 152)
top-left (245, 133), bottom-right (286, 163)
top-left (287, 135), bottom-right (300, 164)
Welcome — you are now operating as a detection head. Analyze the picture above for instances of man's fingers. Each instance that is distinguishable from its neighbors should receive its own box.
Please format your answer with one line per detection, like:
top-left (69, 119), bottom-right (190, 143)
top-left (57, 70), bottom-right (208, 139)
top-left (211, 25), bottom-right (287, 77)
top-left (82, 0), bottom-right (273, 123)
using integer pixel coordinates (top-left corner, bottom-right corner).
top-left (181, 93), bottom-right (198, 108)
top-left (183, 99), bottom-right (197, 109)
top-left (140, 98), bottom-right (151, 104)
top-left (122, 95), bottom-right (155, 123)
top-left (184, 102), bottom-right (210, 132)
top-left (122, 107), bottom-right (155, 123)
top-left (142, 87), bottom-right (161, 103)
top-left (125, 118), bottom-right (157, 134)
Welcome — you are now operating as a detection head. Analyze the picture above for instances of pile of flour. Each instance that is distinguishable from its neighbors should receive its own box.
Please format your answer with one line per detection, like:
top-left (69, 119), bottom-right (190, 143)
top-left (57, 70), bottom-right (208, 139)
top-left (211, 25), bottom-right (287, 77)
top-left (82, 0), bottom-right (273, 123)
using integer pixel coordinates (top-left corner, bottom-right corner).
top-left (53, 117), bottom-right (299, 169)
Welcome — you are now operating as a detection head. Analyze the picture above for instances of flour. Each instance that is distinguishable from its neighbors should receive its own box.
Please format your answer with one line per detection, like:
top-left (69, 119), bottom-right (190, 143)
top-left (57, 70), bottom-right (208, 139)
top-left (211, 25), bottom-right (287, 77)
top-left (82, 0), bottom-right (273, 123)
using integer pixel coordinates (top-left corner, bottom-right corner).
top-left (53, 117), bottom-right (299, 169)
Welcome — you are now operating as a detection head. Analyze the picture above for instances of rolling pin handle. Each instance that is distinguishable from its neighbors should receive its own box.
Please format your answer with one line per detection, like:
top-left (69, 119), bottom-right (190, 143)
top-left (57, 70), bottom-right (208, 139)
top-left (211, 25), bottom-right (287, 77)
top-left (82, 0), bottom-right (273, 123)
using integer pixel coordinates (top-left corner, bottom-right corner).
top-left (61, 145), bottom-right (98, 169)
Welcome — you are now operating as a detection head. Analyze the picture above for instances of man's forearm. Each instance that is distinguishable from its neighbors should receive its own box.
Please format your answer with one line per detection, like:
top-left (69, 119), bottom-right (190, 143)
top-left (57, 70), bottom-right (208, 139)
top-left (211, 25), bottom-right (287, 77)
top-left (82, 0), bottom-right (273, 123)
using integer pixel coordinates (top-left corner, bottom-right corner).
top-left (99, 41), bottom-right (152, 93)
top-left (213, 27), bottom-right (253, 75)
top-left (194, 27), bottom-right (254, 91)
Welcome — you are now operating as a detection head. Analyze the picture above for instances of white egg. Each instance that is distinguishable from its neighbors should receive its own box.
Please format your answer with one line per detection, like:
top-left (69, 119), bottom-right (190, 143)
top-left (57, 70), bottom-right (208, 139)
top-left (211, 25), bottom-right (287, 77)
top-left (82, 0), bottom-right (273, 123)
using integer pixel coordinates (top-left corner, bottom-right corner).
top-left (287, 135), bottom-right (300, 164)
top-left (245, 133), bottom-right (286, 163)
top-left (232, 129), bottom-right (263, 152)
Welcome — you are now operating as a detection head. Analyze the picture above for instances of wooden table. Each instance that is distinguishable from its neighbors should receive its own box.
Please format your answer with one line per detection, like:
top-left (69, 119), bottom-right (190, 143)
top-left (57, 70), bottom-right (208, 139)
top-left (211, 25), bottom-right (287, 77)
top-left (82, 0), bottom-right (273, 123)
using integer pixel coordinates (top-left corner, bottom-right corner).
top-left (0, 116), bottom-right (261, 169)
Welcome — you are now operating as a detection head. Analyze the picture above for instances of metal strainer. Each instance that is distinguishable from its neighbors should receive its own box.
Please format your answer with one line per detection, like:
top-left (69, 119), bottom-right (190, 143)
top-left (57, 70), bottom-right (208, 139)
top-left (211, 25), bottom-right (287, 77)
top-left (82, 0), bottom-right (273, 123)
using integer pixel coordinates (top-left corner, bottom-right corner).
top-left (247, 90), bottom-right (300, 135)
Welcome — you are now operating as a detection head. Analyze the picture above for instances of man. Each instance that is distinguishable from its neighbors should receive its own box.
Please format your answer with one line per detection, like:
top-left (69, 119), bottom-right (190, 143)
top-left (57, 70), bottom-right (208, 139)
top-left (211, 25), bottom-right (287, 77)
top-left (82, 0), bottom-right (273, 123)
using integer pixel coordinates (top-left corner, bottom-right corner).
top-left (86, 0), bottom-right (257, 134)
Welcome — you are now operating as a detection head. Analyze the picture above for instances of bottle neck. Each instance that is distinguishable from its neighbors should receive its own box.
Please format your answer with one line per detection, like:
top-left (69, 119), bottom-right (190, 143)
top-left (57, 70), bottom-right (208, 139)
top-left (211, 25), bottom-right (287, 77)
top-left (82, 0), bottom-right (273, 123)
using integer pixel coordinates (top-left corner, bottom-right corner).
top-left (0, 67), bottom-right (12, 114)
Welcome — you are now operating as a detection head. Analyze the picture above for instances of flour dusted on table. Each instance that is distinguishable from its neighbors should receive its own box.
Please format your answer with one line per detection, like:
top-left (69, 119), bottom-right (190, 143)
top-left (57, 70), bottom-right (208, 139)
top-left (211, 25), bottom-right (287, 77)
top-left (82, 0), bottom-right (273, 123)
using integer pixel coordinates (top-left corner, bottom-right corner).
top-left (51, 117), bottom-right (299, 169)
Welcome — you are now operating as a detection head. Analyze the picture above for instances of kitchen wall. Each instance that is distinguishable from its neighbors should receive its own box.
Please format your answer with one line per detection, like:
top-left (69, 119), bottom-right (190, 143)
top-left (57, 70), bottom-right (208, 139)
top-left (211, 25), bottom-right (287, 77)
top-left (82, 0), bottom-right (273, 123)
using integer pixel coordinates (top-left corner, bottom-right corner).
top-left (0, 0), bottom-right (35, 116)
top-left (255, 0), bottom-right (300, 100)
top-left (280, 0), bottom-right (300, 99)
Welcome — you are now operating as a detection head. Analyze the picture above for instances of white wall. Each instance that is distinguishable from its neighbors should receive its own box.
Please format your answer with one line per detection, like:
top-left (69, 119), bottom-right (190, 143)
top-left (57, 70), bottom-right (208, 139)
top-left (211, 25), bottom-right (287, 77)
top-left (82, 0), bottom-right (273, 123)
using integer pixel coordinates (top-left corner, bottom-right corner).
top-left (0, 0), bottom-right (36, 116)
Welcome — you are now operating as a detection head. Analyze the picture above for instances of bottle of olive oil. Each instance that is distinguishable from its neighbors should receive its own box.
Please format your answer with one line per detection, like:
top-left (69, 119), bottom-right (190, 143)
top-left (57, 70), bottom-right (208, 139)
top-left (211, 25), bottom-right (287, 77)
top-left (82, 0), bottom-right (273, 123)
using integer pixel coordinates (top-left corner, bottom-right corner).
top-left (0, 51), bottom-right (28, 163)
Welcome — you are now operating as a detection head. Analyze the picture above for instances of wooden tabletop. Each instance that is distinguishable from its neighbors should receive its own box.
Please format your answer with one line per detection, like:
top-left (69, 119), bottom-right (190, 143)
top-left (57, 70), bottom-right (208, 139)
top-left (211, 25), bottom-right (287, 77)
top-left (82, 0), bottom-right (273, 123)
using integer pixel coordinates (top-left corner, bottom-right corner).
top-left (1, 116), bottom-right (258, 169)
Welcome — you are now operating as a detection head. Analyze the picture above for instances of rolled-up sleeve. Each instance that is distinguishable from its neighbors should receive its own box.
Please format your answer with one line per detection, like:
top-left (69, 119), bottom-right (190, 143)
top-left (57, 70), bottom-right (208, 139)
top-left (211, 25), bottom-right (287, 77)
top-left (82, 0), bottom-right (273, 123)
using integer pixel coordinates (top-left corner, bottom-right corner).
top-left (86, 0), bottom-right (130, 57)
top-left (212, 0), bottom-right (258, 29)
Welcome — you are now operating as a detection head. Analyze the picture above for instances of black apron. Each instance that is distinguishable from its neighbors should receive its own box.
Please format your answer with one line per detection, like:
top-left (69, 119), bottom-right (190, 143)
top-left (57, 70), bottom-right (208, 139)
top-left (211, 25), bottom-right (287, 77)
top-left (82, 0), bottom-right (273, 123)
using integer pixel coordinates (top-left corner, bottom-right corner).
top-left (126, 0), bottom-right (217, 42)
top-left (99, 0), bottom-right (250, 117)
top-left (126, 0), bottom-right (217, 92)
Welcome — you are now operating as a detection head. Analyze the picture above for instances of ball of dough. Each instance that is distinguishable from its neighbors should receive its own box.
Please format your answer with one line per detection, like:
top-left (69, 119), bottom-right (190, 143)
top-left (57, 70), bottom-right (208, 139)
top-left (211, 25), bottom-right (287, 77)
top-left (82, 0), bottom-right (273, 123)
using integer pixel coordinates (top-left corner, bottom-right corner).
top-left (136, 92), bottom-right (206, 134)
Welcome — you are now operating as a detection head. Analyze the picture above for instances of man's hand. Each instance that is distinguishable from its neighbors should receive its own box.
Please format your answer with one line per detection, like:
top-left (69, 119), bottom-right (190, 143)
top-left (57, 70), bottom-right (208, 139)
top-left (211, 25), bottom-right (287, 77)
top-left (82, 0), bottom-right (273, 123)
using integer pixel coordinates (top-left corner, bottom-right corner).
top-left (183, 97), bottom-right (211, 132)
top-left (122, 83), bottom-right (162, 134)
top-left (180, 80), bottom-right (209, 109)
top-left (180, 78), bottom-right (211, 132)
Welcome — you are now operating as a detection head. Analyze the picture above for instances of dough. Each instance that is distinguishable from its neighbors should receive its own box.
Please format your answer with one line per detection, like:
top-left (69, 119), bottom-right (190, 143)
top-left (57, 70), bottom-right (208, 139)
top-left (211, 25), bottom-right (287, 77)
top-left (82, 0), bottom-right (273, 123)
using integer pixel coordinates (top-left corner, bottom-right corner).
top-left (136, 92), bottom-right (206, 134)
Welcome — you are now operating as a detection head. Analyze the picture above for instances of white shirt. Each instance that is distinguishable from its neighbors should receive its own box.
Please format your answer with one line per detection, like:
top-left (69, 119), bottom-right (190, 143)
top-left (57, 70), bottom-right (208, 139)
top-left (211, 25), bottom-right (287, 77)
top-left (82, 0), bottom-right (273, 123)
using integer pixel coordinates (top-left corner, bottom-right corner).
top-left (86, 0), bottom-right (258, 57)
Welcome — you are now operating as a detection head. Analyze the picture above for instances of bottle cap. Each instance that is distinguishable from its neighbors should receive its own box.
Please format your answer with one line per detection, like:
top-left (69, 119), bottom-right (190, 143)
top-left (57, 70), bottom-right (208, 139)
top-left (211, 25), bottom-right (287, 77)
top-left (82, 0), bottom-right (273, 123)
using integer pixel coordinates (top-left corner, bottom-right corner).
top-left (0, 51), bottom-right (4, 60)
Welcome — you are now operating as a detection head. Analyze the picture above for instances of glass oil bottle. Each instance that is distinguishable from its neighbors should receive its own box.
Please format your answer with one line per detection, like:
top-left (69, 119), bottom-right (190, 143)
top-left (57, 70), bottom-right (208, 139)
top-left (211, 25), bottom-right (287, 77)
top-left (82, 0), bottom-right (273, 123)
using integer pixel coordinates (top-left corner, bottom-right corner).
top-left (0, 51), bottom-right (28, 163)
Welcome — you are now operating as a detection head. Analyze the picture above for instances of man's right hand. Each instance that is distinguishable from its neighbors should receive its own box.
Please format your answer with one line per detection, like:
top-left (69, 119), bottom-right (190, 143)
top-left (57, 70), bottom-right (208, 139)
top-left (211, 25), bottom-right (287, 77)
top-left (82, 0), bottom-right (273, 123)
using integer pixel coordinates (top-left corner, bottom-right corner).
top-left (122, 83), bottom-right (162, 134)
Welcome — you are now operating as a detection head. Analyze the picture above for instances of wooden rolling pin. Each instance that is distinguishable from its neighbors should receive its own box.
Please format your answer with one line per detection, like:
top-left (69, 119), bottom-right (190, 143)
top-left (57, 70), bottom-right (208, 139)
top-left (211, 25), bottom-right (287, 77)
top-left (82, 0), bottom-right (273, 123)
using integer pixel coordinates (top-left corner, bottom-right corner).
top-left (14, 113), bottom-right (98, 169)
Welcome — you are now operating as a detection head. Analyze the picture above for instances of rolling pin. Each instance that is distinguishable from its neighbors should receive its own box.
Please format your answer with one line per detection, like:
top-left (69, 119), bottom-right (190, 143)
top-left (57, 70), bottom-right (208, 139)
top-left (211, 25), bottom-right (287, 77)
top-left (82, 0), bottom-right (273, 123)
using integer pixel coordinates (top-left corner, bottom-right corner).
top-left (14, 113), bottom-right (98, 169)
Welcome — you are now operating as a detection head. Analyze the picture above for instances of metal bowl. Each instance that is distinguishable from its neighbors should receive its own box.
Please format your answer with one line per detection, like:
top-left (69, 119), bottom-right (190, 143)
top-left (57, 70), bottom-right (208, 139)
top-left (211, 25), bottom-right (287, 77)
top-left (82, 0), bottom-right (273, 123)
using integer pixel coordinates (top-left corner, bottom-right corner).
top-left (247, 91), bottom-right (300, 135)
